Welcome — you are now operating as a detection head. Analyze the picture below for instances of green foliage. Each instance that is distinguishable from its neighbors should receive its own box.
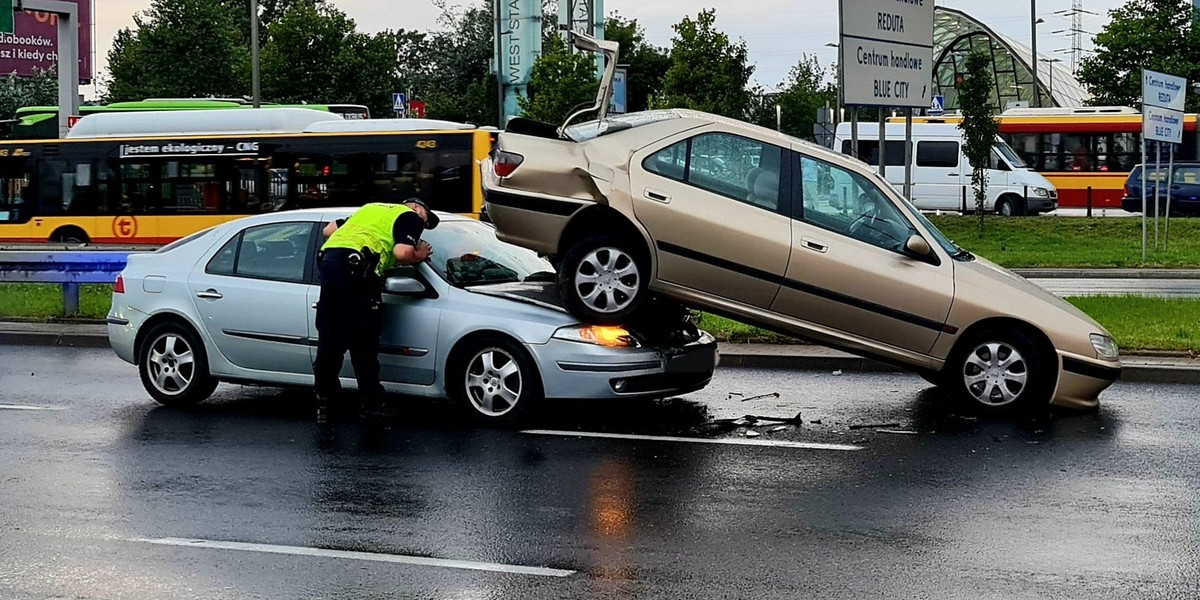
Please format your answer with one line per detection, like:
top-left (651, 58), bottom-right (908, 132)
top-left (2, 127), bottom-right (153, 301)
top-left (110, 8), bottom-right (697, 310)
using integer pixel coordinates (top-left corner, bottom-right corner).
top-left (657, 9), bottom-right (754, 119)
top-left (1078, 0), bottom-right (1200, 112)
top-left (604, 15), bottom-right (670, 113)
top-left (0, 69), bottom-right (58, 121)
top-left (105, 0), bottom-right (249, 101)
top-left (518, 35), bottom-right (599, 124)
top-left (260, 2), bottom-right (399, 116)
top-left (397, 1), bottom-right (497, 125)
top-left (955, 50), bottom-right (998, 233)
top-left (748, 55), bottom-right (836, 141)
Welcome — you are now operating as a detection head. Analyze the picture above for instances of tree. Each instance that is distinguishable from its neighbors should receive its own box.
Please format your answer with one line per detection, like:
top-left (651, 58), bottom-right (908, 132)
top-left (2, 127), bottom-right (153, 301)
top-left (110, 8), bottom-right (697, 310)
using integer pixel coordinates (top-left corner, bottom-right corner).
top-left (957, 50), bottom-right (999, 233)
top-left (1078, 0), bottom-right (1200, 111)
top-left (397, 1), bottom-right (497, 125)
top-left (749, 55), bottom-right (836, 141)
top-left (260, 2), bottom-right (399, 116)
top-left (105, 0), bottom-right (249, 101)
top-left (518, 35), bottom-right (599, 124)
top-left (604, 14), bottom-right (670, 113)
top-left (0, 69), bottom-right (58, 121)
top-left (657, 9), bottom-right (754, 119)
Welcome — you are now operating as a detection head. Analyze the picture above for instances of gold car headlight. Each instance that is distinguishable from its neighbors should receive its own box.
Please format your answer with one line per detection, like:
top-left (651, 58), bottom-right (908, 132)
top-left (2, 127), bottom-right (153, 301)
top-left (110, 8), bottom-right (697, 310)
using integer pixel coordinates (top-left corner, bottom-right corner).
top-left (553, 325), bottom-right (638, 348)
top-left (1090, 334), bottom-right (1119, 360)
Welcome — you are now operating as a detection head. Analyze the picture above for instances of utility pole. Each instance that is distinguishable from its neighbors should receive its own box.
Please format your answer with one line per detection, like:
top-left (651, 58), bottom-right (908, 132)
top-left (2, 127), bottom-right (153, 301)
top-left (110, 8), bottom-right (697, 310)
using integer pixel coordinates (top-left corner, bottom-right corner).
top-left (250, 0), bottom-right (261, 108)
top-left (1030, 0), bottom-right (1039, 107)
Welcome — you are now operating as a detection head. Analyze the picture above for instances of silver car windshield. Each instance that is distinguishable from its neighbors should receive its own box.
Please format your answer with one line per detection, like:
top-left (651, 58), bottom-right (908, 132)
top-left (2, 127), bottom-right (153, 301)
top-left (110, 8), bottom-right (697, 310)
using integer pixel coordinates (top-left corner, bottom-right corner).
top-left (422, 221), bottom-right (554, 286)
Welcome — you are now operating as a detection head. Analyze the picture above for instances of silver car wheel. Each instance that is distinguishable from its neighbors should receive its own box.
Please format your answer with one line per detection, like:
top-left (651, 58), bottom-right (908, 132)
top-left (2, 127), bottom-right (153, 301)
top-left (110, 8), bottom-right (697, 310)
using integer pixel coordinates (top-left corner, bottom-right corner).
top-left (574, 247), bottom-right (640, 314)
top-left (961, 342), bottom-right (1028, 406)
top-left (465, 348), bottom-right (523, 417)
top-left (146, 333), bottom-right (196, 396)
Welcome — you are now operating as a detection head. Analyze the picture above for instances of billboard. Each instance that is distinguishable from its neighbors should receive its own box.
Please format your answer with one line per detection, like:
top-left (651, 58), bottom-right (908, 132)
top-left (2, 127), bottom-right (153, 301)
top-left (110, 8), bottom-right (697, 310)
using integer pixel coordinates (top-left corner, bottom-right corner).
top-left (0, 0), bottom-right (93, 83)
top-left (839, 0), bottom-right (933, 108)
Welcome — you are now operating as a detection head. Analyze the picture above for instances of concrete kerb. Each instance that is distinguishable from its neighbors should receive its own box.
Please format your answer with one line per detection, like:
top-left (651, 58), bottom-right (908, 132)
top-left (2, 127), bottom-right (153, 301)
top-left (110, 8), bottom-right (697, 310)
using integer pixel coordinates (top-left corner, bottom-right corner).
top-left (3, 321), bottom-right (1197, 385)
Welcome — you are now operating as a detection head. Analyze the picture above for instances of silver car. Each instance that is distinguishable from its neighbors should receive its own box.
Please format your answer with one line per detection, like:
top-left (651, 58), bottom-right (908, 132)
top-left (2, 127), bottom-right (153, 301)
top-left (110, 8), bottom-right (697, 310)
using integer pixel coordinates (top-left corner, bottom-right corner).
top-left (106, 209), bottom-right (717, 423)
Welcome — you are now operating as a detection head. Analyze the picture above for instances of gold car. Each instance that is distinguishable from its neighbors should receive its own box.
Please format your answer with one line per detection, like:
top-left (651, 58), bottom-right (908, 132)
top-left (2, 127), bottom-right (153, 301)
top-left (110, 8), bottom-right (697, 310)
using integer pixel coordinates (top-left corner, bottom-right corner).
top-left (481, 107), bottom-right (1120, 413)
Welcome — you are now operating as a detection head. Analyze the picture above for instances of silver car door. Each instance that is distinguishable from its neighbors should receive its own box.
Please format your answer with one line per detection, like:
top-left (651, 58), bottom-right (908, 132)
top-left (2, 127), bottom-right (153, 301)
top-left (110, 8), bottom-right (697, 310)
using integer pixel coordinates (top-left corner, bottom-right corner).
top-left (377, 264), bottom-right (443, 386)
top-left (189, 221), bottom-right (318, 374)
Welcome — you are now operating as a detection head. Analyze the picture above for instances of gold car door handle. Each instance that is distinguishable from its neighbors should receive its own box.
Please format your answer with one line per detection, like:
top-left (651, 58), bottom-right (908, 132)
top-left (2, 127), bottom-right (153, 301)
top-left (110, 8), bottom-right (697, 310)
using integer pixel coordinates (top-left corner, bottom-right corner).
top-left (801, 238), bottom-right (828, 253)
top-left (645, 188), bottom-right (671, 203)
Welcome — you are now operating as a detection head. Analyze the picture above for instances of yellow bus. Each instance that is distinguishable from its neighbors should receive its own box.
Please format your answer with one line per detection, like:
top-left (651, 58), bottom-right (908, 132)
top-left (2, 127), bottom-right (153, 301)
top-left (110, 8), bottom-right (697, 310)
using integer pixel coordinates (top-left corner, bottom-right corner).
top-left (0, 109), bottom-right (490, 244)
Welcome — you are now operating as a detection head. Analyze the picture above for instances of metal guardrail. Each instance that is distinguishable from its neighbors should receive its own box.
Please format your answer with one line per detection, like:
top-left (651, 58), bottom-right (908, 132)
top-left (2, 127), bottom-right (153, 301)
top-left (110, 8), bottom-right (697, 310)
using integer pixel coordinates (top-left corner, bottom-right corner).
top-left (0, 251), bottom-right (133, 316)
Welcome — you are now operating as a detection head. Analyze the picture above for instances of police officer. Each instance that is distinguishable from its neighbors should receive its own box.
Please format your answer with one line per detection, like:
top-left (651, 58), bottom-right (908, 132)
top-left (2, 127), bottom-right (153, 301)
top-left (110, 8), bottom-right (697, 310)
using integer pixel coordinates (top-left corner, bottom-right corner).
top-left (313, 199), bottom-right (438, 423)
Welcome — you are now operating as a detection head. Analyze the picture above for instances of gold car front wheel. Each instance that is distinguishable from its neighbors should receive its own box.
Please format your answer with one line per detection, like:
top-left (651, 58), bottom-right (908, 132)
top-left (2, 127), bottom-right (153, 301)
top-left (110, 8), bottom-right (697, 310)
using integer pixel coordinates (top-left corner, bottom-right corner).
top-left (948, 329), bottom-right (1053, 413)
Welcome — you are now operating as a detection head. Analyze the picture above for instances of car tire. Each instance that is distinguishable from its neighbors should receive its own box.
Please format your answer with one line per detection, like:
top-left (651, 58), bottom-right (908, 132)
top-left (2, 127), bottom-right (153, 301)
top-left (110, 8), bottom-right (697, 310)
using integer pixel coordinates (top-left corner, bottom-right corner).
top-left (996, 196), bottom-right (1020, 217)
top-left (448, 336), bottom-right (543, 425)
top-left (947, 328), bottom-right (1054, 414)
top-left (557, 234), bottom-right (648, 325)
top-left (138, 322), bottom-right (218, 406)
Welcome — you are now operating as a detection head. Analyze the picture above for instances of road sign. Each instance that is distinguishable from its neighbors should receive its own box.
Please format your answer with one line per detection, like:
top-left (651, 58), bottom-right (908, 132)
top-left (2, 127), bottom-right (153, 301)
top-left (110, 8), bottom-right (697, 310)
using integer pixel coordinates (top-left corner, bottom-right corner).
top-left (928, 94), bottom-right (944, 116)
top-left (0, 0), bottom-right (12, 35)
top-left (392, 92), bottom-right (407, 117)
top-left (839, 0), bottom-right (934, 109)
top-left (409, 100), bottom-right (426, 118)
top-left (609, 66), bottom-right (628, 114)
top-left (1142, 69), bottom-right (1186, 144)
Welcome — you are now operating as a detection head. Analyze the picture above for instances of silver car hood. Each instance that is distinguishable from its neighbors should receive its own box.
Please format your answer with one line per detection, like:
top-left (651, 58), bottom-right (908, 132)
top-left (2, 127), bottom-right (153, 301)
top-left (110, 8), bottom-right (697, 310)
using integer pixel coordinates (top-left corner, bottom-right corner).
top-left (466, 282), bottom-right (569, 314)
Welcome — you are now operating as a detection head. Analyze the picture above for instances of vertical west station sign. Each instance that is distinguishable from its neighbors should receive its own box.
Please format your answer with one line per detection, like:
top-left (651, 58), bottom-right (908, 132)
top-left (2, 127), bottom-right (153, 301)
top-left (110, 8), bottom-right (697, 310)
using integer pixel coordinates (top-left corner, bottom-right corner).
top-left (839, 0), bottom-right (933, 108)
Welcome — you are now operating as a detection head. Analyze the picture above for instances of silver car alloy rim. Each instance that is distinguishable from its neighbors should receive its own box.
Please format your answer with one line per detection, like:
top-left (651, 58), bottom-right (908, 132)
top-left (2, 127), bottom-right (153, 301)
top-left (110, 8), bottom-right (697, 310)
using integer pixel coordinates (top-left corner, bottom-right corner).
top-left (147, 333), bottom-right (195, 396)
top-left (575, 247), bottom-right (639, 314)
top-left (962, 342), bottom-right (1028, 406)
top-left (465, 348), bottom-right (522, 417)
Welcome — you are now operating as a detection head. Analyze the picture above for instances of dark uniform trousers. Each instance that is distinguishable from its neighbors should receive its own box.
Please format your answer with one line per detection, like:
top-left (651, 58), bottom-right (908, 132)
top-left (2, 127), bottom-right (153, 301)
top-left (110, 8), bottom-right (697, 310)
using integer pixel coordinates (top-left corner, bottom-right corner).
top-left (312, 248), bottom-right (386, 402)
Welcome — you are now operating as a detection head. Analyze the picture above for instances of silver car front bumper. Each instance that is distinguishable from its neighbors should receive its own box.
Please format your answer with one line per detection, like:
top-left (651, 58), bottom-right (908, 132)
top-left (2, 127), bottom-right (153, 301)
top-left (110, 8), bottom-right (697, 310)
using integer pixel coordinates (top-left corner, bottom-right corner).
top-left (531, 333), bottom-right (719, 400)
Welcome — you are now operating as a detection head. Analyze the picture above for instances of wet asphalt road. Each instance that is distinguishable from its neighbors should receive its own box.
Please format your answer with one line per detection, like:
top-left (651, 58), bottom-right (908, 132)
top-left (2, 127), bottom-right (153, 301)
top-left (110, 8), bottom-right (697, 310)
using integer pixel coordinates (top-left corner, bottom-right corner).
top-left (1, 345), bottom-right (1198, 600)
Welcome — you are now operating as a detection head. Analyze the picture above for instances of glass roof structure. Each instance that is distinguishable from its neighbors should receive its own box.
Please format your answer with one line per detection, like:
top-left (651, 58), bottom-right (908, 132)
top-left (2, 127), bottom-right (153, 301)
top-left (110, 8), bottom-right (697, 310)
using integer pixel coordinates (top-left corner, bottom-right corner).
top-left (932, 7), bottom-right (1091, 112)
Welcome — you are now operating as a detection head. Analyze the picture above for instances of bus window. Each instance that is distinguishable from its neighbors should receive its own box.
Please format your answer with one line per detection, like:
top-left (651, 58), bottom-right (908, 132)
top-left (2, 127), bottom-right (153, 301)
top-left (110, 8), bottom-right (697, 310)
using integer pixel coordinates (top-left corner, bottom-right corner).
top-left (0, 159), bottom-right (30, 223)
top-left (120, 163), bottom-right (158, 214)
top-left (162, 161), bottom-right (224, 213)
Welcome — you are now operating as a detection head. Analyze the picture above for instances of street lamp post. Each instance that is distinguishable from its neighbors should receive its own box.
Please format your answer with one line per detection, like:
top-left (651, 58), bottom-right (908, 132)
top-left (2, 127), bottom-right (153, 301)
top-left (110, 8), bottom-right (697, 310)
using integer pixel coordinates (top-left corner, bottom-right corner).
top-left (251, 0), bottom-right (261, 108)
top-left (826, 42), bottom-right (841, 126)
top-left (1031, 3), bottom-right (1040, 107)
top-left (1039, 57), bottom-right (1062, 103)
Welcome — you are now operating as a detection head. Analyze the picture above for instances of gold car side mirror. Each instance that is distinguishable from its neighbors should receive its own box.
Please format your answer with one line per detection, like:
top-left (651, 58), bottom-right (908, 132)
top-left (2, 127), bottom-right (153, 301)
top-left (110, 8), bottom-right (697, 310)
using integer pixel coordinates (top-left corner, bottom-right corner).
top-left (904, 235), bottom-right (933, 258)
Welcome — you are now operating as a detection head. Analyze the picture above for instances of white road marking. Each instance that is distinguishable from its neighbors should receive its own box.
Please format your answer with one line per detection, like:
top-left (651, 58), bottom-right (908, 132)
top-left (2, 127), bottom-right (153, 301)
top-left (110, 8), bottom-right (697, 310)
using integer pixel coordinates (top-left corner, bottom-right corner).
top-left (521, 429), bottom-right (863, 451)
top-left (132, 538), bottom-right (576, 578)
top-left (0, 404), bottom-right (66, 411)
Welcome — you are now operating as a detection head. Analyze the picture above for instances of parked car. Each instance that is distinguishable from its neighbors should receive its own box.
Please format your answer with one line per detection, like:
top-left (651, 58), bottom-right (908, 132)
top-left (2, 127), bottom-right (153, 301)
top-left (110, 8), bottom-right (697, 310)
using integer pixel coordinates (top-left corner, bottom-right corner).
top-left (107, 210), bottom-right (717, 423)
top-left (1121, 162), bottom-right (1200, 215)
top-left (833, 122), bottom-right (1058, 216)
top-left (481, 108), bottom-right (1121, 413)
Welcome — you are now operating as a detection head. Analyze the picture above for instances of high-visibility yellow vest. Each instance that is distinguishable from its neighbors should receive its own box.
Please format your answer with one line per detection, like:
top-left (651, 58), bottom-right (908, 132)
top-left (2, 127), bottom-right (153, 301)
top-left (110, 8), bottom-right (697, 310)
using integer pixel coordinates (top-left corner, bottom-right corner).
top-left (322, 203), bottom-right (411, 275)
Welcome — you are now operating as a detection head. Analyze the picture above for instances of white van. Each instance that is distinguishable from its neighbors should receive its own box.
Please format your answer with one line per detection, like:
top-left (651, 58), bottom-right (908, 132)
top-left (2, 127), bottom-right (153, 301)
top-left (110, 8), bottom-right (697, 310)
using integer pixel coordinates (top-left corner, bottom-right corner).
top-left (832, 122), bottom-right (1057, 216)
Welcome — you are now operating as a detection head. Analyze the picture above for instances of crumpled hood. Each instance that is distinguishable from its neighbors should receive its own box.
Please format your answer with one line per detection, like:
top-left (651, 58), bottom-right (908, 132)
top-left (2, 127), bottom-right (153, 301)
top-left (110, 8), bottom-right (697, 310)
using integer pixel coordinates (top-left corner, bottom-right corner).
top-left (467, 282), bottom-right (569, 314)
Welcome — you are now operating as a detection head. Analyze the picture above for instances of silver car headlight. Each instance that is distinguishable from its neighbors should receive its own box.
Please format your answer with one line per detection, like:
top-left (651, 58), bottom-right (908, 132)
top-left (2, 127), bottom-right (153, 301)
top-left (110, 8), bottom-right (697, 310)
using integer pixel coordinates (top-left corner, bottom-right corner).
top-left (553, 325), bottom-right (639, 348)
top-left (1090, 334), bottom-right (1119, 360)
top-left (1033, 187), bottom-right (1051, 197)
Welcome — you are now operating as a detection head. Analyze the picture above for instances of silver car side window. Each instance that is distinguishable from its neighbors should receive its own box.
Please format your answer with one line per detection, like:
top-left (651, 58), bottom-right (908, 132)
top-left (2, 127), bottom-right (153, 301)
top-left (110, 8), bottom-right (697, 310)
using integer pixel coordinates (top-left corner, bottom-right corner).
top-left (798, 156), bottom-right (915, 253)
top-left (206, 222), bottom-right (313, 283)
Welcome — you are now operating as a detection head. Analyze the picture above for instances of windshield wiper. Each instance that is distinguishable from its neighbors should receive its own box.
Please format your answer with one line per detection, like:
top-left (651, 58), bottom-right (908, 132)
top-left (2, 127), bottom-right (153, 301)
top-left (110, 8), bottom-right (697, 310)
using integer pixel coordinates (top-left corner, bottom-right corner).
top-left (523, 271), bottom-right (557, 282)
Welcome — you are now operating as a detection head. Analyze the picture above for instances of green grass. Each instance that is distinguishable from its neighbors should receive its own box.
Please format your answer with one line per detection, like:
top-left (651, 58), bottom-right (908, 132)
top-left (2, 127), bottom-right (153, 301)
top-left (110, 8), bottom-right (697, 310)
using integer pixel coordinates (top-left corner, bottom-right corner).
top-left (0, 283), bottom-right (114, 320)
top-left (1066, 296), bottom-right (1200, 353)
top-left (928, 215), bottom-right (1200, 268)
top-left (703, 296), bottom-right (1200, 354)
top-left (3, 283), bottom-right (1197, 353)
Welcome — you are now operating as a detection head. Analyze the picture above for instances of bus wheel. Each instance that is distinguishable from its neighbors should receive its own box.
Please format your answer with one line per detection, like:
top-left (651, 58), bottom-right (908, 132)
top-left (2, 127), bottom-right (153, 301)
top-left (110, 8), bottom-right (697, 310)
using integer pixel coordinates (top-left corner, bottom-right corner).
top-left (50, 227), bottom-right (89, 245)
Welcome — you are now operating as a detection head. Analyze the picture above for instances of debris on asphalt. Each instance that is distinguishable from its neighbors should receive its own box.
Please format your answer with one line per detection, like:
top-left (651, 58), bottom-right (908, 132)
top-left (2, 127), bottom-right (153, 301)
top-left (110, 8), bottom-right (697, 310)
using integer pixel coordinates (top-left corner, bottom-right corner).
top-left (747, 412), bottom-right (803, 425)
top-left (767, 425), bottom-right (788, 433)
top-left (832, 370), bottom-right (843, 376)
top-left (848, 422), bottom-right (901, 430)
top-left (811, 419), bottom-right (822, 425)
top-left (739, 392), bottom-right (781, 403)
top-left (725, 392), bottom-right (745, 400)
top-left (744, 430), bottom-right (762, 438)
top-left (876, 429), bottom-right (919, 435)
top-left (851, 437), bottom-right (869, 444)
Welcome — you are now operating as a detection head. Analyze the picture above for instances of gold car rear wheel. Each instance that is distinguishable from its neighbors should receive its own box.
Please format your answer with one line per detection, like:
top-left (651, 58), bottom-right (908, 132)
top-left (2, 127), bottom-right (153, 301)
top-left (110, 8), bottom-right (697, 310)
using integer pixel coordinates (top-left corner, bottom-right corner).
top-left (558, 234), bottom-right (648, 325)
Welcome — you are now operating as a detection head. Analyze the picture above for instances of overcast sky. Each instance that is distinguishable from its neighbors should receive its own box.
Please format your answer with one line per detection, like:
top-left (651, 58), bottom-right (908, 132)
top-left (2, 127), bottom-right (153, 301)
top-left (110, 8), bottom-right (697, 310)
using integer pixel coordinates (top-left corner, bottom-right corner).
top-left (90, 0), bottom-right (1127, 97)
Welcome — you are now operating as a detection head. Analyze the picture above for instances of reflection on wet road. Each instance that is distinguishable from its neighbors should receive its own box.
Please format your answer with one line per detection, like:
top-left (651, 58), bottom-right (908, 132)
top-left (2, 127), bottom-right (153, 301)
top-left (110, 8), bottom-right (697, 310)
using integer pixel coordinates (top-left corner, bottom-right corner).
top-left (1, 345), bottom-right (1197, 599)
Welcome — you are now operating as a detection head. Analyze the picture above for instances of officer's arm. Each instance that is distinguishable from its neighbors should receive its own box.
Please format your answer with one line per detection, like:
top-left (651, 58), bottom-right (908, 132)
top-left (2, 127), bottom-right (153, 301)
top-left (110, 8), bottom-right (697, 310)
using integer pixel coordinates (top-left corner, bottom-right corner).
top-left (391, 212), bottom-right (431, 265)
top-left (322, 218), bottom-right (345, 238)
top-left (393, 242), bottom-right (432, 265)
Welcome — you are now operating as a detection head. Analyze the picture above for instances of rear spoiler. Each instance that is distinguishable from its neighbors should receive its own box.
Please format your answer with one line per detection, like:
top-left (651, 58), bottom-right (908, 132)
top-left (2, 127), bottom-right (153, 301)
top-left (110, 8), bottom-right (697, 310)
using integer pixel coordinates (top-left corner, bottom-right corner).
top-left (558, 31), bottom-right (620, 136)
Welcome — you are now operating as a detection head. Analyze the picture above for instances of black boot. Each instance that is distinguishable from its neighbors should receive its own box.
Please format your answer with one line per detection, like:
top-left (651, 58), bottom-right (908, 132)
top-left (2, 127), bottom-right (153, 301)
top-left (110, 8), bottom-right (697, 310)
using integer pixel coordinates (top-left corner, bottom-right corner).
top-left (315, 394), bottom-right (332, 424)
top-left (359, 398), bottom-right (397, 419)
